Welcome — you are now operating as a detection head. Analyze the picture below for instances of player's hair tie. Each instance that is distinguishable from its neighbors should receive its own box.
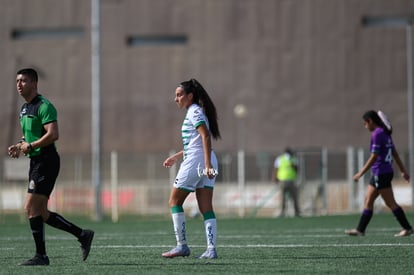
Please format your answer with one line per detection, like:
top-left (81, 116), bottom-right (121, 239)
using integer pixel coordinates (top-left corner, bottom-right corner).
top-left (378, 110), bottom-right (392, 131)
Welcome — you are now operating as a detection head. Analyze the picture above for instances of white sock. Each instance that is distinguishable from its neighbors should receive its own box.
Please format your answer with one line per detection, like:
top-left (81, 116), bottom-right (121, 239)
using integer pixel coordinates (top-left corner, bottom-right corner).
top-left (204, 218), bottom-right (217, 249)
top-left (172, 212), bottom-right (187, 246)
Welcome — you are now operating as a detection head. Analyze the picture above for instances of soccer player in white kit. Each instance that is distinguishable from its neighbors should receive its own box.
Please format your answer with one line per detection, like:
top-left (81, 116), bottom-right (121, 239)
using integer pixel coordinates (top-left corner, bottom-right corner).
top-left (162, 79), bottom-right (221, 259)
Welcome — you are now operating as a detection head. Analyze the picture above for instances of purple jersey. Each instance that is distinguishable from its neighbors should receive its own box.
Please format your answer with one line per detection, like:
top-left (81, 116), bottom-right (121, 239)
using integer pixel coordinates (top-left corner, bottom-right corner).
top-left (370, 127), bottom-right (394, 176)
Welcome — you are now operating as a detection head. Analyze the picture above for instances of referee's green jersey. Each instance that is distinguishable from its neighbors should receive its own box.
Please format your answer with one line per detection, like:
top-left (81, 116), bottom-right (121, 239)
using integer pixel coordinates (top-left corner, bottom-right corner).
top-left (19, 95), bottom-right (57, 157)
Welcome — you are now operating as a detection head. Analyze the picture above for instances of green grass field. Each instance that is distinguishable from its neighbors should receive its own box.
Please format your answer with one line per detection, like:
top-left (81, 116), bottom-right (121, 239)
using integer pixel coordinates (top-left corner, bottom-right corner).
top-left (1, 213), bottom-right (413, 274)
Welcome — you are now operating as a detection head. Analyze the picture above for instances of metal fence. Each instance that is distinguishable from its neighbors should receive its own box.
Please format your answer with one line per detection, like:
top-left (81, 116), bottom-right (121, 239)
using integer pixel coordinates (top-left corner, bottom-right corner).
top-left (1, 147), bottom-right (411, 218)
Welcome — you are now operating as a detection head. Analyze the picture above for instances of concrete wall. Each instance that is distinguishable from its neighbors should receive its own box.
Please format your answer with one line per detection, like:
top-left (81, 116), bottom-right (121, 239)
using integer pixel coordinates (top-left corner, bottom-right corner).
top-left (1, 0), bottom-right (414, 155)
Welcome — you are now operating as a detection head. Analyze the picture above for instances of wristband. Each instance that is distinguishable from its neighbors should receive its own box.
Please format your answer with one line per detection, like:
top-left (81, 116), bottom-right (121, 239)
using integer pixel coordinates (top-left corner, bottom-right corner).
top-left (27, 143), bottom-right (33, 151)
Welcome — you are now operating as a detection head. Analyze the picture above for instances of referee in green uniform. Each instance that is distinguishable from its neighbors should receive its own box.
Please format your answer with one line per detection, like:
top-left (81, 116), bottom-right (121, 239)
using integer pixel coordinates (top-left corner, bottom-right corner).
top-left (8, 68), bottom-right (94, 266)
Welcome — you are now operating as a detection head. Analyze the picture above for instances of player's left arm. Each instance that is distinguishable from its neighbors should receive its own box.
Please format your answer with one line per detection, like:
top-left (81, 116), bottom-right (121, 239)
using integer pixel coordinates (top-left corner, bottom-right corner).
top-left (197, 123), bottom-right (215, 179)
top-left (20, 121), bottom-right (59, 154)
top-left (392, 147), bottom-right (410, 182)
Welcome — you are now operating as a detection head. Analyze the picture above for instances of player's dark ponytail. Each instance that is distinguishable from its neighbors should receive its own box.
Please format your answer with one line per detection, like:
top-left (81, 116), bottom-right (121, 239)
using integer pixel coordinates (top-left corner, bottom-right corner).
top-left (180, 79), bottom-right (221, 140)
top-left (362, 110), bottom-right (392, 135)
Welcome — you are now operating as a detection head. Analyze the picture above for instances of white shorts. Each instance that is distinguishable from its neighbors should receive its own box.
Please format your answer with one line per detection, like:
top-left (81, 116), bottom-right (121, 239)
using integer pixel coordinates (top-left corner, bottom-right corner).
top-left (174, 151), bottom-right (218, 192)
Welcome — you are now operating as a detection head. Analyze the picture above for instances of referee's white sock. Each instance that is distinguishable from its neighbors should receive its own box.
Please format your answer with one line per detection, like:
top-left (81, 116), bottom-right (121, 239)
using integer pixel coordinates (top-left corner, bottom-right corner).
top-left (171, 206), bottom-right (187, 246)
top-left (203, 211), bottom-right (217, 250)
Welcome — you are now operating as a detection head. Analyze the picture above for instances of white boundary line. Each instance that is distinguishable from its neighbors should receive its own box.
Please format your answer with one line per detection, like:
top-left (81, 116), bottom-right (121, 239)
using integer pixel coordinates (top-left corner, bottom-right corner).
top-left (2, 242), bottom-right (414, 251)
top-left (91, 243), bottom-right (414, 249)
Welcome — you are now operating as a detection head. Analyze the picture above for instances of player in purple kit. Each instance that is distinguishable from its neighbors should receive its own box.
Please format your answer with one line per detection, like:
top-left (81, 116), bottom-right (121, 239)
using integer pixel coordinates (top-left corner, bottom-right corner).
top-left (345, 110), bottom-right (413, 237)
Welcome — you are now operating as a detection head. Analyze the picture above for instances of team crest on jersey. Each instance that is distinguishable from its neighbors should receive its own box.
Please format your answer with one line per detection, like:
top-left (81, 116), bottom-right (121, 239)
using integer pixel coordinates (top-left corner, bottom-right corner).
top-left (29, 180), bottom-right (35, 190)
top-left (193, 109), bottom-right (203, 121)
top-left (20, 107), bottom-right (27, 118)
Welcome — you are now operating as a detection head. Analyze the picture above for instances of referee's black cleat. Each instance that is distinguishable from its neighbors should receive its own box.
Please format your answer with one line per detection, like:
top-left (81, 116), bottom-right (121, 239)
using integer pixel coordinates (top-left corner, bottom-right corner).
top-left (19, 254), bottom-right (50, 266)
top-left (79, 229), bottom-right (94, 261)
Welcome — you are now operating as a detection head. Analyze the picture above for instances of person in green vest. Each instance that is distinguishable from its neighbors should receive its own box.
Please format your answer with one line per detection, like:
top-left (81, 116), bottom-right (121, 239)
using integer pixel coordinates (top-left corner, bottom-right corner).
top-left (273, 148), bottom-right (300, 217)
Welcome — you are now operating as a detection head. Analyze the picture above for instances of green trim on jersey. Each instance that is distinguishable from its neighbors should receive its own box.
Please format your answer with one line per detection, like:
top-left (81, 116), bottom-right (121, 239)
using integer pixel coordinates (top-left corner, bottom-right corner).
top-left (19, 95), bottom-right (57, 157)
top-left (194, 121), bottom-right (205, 128)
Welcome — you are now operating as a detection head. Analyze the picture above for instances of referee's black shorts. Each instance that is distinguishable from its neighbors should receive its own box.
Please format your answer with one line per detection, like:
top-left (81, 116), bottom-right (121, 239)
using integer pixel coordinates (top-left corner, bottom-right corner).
top-left (28, 150), bottom-right (60, 198)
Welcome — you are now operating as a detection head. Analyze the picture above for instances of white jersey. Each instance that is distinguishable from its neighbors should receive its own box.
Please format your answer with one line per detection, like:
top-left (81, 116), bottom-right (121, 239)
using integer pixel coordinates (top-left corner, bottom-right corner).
top-left (175, 103), bottom-right (217, 191)
top-left (182, 104), bottom-right (209, 160)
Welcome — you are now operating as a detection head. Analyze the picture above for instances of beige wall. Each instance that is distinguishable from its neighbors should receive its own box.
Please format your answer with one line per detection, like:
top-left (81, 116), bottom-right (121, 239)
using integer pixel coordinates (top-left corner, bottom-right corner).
top-left (1, 0), bottom-right (413, 155)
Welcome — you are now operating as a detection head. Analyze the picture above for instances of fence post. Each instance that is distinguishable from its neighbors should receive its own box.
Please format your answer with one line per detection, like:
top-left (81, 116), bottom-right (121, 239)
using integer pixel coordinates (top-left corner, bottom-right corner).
top-left (238, 150), bottom-right (246, 217)
top-left (357, 148), bottom-right (365, 209)
top-left (111, 150), bottom-right (118, 222)
top-left (321, 147), bottom-right (328, 214)
top-left (347, 146), bottom-right (355, 212)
